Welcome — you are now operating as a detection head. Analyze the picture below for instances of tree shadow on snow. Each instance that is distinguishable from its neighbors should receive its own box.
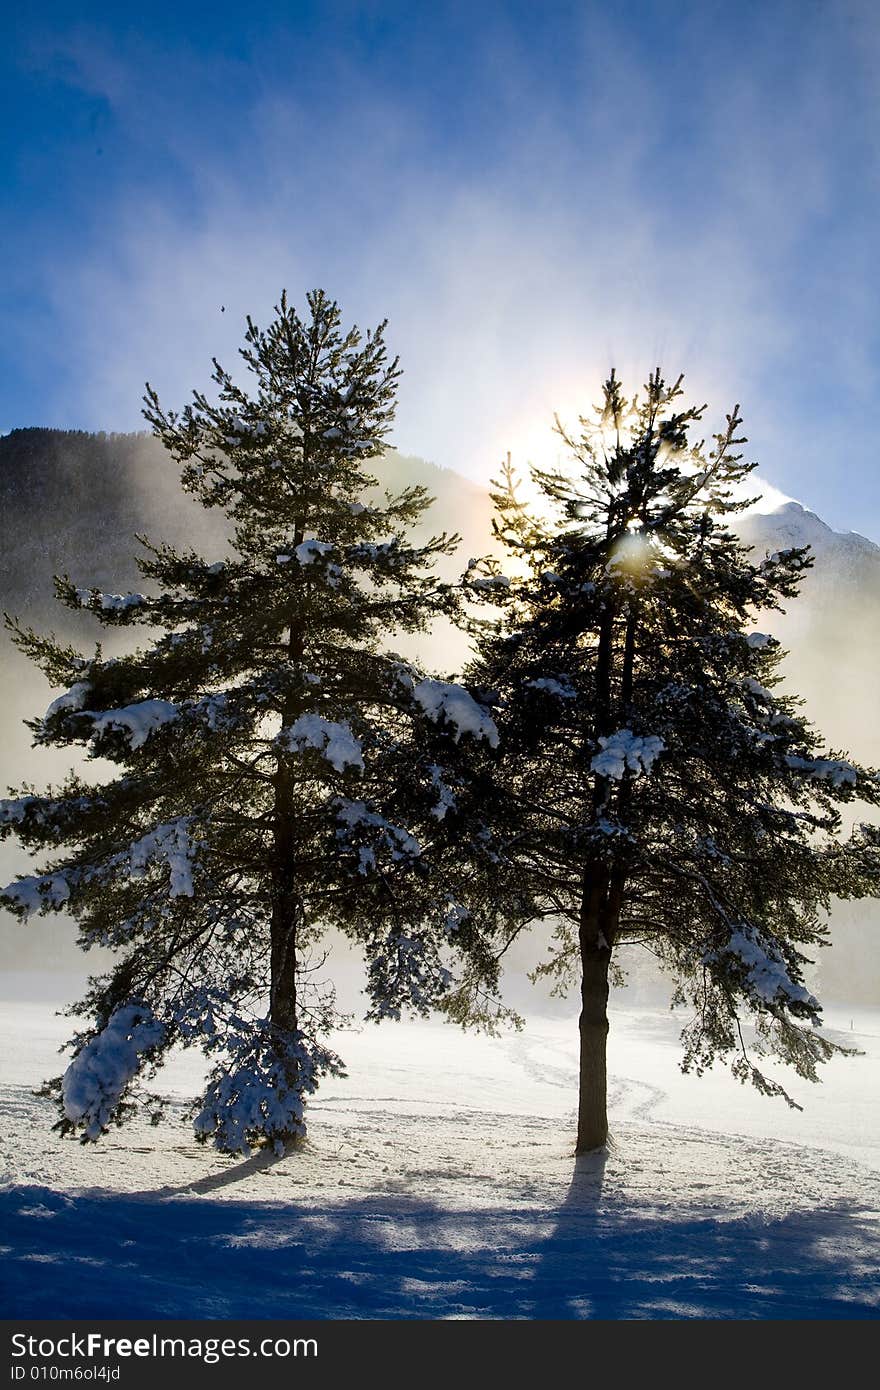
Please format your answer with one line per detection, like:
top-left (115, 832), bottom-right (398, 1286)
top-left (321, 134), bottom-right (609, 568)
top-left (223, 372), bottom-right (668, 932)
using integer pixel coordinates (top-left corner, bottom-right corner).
top-left (1, 1169), bottom-right (878, 1320)
top-left (527, 1156), bottom-right (880, 1318)
top-left (143, 1142), bottom-right (294, 1199)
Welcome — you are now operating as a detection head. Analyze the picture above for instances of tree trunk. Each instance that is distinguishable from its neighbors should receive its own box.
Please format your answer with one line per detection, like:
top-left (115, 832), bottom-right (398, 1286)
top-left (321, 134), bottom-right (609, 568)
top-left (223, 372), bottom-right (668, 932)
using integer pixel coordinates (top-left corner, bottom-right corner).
top-left (269, 809), bottom-right (298, 1037)
top-left (576, 869), bottom-right (612, 1153)
top-left (267, 746), bottom-right (307, 1150)
top-left (575, 588), bottom-right (636, 1152)
top-left (269, 532), bottom-right (306, 1130)
top-left (269, 767), bottom-right (301, 1128)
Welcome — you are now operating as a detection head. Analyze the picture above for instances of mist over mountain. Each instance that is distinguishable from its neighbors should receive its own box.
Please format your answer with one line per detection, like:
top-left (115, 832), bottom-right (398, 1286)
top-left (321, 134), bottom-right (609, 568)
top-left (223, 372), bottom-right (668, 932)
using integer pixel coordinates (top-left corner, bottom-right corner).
top-left (0, 428), bottom-right (493, 623)
top-left (0, 430), bottom-right (877, 1002)
top-left (3, 431), bottom-right (873, 761)
top-left (735, 502), bottom-right (880, 763)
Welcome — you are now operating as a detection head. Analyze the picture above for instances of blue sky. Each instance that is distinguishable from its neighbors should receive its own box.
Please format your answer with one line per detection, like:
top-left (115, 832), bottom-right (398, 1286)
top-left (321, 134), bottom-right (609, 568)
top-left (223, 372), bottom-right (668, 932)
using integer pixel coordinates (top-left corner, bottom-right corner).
top-left (2, 0), bottom-right (879, 535)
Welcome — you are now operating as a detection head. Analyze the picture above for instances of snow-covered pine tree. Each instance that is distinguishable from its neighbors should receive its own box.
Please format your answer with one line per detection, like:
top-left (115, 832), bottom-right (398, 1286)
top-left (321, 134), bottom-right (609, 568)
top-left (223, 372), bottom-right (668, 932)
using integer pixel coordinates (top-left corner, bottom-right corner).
top-left (0, 290), bottom-right (499, 1154)
top-left (451, 370), bottom-right (880, 1153)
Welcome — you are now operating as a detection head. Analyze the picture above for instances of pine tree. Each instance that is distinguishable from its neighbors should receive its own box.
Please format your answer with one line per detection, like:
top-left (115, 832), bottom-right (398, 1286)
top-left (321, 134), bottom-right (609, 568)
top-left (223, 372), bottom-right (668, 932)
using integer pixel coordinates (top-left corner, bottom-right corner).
top-left (0, 290), bottom-right (498, 1154)
top-left (451, 370), bottom-right (880, 1153)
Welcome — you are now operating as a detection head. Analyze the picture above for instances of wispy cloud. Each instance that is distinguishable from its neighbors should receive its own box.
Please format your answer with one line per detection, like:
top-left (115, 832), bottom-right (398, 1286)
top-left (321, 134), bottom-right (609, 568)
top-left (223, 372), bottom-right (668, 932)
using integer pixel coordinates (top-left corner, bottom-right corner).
top-left (13, 2), bottom-right (880, 536)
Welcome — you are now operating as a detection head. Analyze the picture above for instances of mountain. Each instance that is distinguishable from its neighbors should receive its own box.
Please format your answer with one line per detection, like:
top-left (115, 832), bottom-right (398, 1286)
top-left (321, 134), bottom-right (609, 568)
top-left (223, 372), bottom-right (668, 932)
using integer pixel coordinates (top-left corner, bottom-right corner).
top-left (0, 429), bottom-right (209, 622)
top-left (6, 431), bottom-right (870, 676)
top-left (0, 428), bottom-right (494, 625)
top-left (737, 499), bottom-right (880, 571)
top-left (734, 501), bottom-right (880, 767)
top-left (719, 501), bottom-right (880, 1004)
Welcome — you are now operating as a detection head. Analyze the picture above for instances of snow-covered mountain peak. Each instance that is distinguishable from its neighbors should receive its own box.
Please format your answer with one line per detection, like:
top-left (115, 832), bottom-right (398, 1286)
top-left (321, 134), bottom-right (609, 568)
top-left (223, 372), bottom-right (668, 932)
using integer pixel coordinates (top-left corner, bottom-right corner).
top-left (736, 499), bottom-right (879, 565)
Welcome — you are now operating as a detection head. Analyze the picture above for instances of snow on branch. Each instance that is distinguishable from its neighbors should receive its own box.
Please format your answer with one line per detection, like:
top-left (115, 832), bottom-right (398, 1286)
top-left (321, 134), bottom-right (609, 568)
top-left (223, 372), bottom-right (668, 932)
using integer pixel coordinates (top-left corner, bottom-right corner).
top-left (334, 797), bottom-right (421, 875)
top-left (412, 679), bottom-right (499, 747)
top-left (189, 691), bottom-right (238, 733)
top-left (443, 900), bottom-right (469, 934)
top-left (428, 764), bottom-right (457, 820)
top-left (0, 797), bottom-right (38, 827)
top-left (61, 1004), bottom-right (165, 1140)
top-left (738, 677), bottom-right (775, 703)
top-left (81, 700), bottom-right (180, 750)
top-left (704, 925), bottom-right (819, 1018)
top-left (193, 1026), bottom-right (345, 1155)
top-left (365, 931), bottom-right (452, 1020)
top-left (281, 539), bottom-right (342, 586)
top-left (463, 555), bottom-right (513, 595)
top-left (756, 547), bottom-right (810, 574)
top-left (44, 682), bottom-right (92, 720)
top-left (591, 729), bottom-right (665, 780)
top-left (74, 589), bottom-right (149, 613)
top-left (128, 818), bottom-right (198, 898)
top-left (0, 793), bottom-right (104, 835)
top-left (785, 754), bottom-right (858, 788)
top-left (347, 540), bottom-right (407, 564)
top-left (0, 872), bottom-right (71, 920)
top-left (42, 689), bottom-right (180, 750)
top-left (279, 714), bottom-right (364, 773)
top-left (524, 676), bottom-right (577, 699)
top-left (294, 539), bottom-right (334, 565)
top-left (467, 573), bottom-right (512, 593)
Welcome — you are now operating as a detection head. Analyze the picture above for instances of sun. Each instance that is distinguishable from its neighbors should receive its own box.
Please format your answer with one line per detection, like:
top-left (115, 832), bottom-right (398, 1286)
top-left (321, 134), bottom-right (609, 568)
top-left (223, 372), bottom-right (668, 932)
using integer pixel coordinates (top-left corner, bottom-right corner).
top-left (483, 382), bottom-right (603, 516)
top-left (489, 394), bottom-right (799, 525)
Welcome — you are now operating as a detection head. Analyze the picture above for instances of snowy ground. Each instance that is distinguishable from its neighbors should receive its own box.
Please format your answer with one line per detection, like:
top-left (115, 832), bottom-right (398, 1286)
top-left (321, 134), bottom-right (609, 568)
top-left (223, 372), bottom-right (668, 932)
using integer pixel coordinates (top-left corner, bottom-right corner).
top-left (1, 987), bottom-right (879, 1319)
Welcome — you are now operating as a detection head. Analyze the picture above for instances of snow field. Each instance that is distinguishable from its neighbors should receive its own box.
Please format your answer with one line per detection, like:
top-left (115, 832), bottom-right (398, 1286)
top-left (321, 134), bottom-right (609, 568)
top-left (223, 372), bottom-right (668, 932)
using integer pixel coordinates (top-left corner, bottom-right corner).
top-left (1, 996), bottom-right (878, 1318)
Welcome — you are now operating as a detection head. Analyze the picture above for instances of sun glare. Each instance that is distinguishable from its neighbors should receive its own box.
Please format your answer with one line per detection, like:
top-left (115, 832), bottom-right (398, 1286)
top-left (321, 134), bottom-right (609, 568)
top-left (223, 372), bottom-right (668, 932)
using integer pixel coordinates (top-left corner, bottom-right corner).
top-left (608, 530), bottom-right (654, 575)
top-left (484, 378), bottom-right (799, 535)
